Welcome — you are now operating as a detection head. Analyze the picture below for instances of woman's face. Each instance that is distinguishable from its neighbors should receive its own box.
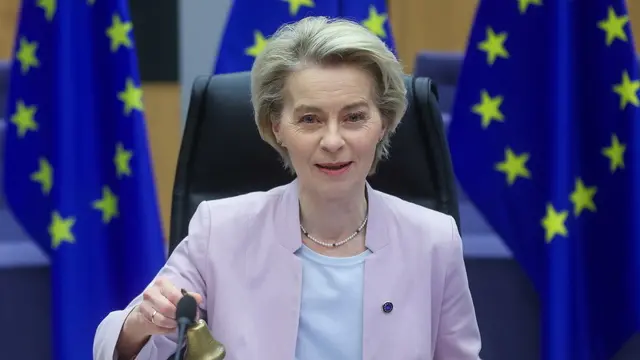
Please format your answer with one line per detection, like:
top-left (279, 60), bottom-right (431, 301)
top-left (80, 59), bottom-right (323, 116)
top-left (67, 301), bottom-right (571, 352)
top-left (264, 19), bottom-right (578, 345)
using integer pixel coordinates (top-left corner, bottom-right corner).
top-left (273, 64), bottom-right (386, 199)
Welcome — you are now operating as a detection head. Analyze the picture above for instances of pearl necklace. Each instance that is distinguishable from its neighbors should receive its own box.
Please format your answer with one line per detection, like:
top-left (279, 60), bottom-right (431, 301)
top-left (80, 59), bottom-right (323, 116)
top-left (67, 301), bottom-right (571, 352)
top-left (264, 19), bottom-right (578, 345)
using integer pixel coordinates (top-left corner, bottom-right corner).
top-left (300, 215), bottom-right (368, 248)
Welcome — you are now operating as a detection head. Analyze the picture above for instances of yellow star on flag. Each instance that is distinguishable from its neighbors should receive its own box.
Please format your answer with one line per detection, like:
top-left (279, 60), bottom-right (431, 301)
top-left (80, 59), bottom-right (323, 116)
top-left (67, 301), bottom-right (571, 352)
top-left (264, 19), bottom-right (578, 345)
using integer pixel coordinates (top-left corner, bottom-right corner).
top-left (472, 90), bottom-right (505, 128)
top-left (10, 100), bottom-right (39, 138)
top-left (118, 78), bottom-right (144, 116)
top-left (477, 27), bottom-right (509, 66)
top-left (49, 211), bottom-right (76, 249)
top-left (517, 0), bottom-right (542, 14)
top-left (495, 147), bottom-right (531, 185)
top-left (541, 203), bottom-right (568, 243)
top-left (569, 178), bottom-right (597, 217)
top-left (602, 133), bottom-right (626, 173)
top-left (597, 6), bottom-right (629, 46)
top-left (15, 37), bottom-right (40, 75)
top-left (612, 70), bottom-right (639, 109)
top-left (30, 157), bottom-right (54, 195)
top-left (93, 186), bottom-right (119, 224)
top-left (106, 14), bottom-right (133, 52)
top-left (114, 142), bottom-right (133, 178)
top-left (361, 6), bottom-right (388, 38)
top-left (88, 0), bottom-right (96, 5)
top-left (283, 0), bottom-right (314, 16)
top-left (245, 31), bottom-right (268, 58)
top-left (37, 0), bottom-right (56, 21)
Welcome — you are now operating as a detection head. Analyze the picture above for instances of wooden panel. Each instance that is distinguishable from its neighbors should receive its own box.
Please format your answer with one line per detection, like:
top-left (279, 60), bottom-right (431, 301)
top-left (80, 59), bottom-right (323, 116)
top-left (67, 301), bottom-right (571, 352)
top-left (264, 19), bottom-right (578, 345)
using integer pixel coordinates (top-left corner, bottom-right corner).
top-left (388, 0), bottom-right (640, 73)
top-left (0, 0), bottom-right (19, 59)
top-left (142, 83), bottom-right (181, 242)
top-left (387, 0), bottom-right (478, 72)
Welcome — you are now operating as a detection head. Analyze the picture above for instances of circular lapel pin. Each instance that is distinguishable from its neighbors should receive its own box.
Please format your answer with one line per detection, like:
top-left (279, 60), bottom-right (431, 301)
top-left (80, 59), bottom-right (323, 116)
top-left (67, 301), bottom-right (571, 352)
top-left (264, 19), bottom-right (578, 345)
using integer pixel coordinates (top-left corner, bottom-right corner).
top-left (382, 301), bottom-right (393, 313)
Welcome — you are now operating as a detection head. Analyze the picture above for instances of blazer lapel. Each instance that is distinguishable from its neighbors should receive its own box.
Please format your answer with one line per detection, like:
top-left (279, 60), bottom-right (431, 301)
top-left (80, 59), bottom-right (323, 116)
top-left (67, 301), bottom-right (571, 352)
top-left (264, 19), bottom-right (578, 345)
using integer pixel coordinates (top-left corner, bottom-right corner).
top-left (249, 180), bottom-right (302, 359)
top-left (362, 184), bottom-right (396, 360)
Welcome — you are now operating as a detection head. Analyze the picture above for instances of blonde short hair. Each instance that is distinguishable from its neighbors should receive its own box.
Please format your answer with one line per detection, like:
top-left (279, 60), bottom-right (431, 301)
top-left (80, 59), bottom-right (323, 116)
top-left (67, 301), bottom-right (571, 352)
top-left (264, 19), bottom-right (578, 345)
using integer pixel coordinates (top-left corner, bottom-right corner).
top-left (250, 16), bottom-right (408, 174)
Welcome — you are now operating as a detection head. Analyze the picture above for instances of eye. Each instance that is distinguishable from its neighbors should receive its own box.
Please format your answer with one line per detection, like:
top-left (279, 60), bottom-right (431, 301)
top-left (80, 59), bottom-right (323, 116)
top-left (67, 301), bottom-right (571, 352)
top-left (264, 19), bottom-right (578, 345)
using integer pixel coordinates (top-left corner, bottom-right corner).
top-left (299, 114), bottom-right (317, 123)
top-left (346, 111), bottom-right (367, 122)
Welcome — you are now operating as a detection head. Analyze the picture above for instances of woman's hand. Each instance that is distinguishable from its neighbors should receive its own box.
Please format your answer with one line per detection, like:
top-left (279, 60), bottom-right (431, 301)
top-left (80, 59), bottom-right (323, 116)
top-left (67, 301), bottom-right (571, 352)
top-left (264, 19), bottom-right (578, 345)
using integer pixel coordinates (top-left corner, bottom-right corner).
top-left (134, 276), bottom-right (203, 334)
top-left (116, 276), bottom-right (203, 357)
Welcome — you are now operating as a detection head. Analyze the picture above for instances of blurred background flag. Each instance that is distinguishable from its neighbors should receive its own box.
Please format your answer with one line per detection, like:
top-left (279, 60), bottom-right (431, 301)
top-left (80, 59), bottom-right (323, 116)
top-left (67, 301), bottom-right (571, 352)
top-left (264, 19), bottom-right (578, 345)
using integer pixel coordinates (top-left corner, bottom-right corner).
top-left (213, 0), bottom-right (395, 74)
top-left (448, 1), bottom-right (640, 359)
top-left (3, 1), bottom-right (166, 359)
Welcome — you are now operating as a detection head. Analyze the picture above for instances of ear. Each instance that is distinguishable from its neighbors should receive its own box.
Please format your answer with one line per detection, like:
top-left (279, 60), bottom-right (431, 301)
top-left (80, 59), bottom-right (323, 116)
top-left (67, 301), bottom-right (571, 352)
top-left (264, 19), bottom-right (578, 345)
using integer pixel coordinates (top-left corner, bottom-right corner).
top-left (272, 121), bottom-right (283, 145)
top-left (379, 125), bottom-right (387, 143)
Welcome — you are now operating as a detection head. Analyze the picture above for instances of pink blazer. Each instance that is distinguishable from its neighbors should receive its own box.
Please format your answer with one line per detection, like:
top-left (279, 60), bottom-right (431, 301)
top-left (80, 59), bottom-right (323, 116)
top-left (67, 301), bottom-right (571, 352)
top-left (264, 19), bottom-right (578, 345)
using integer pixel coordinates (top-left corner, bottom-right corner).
top-left (94, 179), bottom-right (482, 359)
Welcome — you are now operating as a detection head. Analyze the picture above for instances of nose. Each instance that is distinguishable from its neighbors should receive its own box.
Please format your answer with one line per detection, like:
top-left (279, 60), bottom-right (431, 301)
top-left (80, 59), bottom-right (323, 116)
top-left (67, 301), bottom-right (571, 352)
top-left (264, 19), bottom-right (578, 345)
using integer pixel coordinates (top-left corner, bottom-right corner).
top-left (319, 121), bottom-right (345, 153)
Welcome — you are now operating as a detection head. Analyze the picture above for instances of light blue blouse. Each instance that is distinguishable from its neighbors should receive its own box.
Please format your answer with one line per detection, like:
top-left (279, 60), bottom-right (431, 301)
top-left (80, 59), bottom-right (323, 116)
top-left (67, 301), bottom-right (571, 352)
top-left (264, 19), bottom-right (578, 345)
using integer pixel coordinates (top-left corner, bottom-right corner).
top-left (294, 244), bottom-right (372, 360)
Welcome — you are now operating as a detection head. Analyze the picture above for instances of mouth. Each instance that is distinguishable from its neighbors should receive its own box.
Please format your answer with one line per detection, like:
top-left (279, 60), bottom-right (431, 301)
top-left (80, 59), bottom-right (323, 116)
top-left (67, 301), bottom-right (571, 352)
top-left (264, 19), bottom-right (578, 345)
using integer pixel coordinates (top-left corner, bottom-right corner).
top-left (315, 161), bottom-right (353, 175)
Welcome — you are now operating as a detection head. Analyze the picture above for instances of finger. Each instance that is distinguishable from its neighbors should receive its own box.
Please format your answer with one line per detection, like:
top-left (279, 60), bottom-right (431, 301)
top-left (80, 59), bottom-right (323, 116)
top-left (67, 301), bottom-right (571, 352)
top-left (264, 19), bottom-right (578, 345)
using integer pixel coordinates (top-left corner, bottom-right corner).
top-left (157, 277), bottom-right (183, 305)
top-left (180, 288), bottom-right (204, 305)
top-left (187, 292), bottom-right (203, 304)
top-left (139, 300), bottom-right (177, 331)
top-left (143, 286), bottom-right (177, 320)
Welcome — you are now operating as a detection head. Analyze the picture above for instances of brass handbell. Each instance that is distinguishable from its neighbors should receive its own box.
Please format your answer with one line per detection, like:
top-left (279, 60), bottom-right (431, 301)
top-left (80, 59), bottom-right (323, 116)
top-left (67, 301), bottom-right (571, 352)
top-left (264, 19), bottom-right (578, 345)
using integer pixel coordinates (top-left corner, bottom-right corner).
top-left (184, 319), bottom-right (226, 360)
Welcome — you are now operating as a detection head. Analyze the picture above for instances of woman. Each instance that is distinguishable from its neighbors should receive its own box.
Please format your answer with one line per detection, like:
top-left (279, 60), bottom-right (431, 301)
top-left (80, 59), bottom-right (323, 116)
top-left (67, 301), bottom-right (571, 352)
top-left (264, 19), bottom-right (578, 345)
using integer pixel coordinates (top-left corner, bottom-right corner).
top-left (94, 16), bottom-right (482, 360)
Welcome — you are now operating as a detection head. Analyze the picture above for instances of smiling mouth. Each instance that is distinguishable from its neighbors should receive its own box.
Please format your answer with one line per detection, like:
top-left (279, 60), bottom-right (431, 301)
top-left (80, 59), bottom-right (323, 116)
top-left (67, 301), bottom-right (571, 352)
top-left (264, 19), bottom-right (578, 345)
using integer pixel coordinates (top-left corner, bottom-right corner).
top-left (315, 162), bottom-right (352, 170)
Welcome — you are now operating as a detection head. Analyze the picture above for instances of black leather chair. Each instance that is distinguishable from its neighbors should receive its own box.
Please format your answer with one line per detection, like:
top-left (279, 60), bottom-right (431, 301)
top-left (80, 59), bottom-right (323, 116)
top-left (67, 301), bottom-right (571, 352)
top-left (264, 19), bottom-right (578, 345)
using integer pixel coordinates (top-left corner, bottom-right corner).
top-left (168, 71), bottom-right (460, 254)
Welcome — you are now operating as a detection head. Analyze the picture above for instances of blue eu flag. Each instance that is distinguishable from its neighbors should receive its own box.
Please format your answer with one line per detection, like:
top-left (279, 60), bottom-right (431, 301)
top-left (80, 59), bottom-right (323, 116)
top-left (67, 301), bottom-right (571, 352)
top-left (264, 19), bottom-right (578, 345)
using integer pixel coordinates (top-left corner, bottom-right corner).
top-left (3, 1), bottom-right (165, 359)
top-left (449, 1), bottom-right (640, 359)
top-left (214, 0), bottom-right (395, 74)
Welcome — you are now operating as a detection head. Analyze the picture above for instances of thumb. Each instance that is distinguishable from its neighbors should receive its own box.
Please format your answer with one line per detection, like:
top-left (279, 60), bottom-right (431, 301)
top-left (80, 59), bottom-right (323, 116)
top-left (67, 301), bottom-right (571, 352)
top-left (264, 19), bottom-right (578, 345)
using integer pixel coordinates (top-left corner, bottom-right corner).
top-left (188, 292), bottom-right (204, 322)
top-left (188, 292), bottom-right (203, 304)
top-left (180, 288), bottom-right (203, 305)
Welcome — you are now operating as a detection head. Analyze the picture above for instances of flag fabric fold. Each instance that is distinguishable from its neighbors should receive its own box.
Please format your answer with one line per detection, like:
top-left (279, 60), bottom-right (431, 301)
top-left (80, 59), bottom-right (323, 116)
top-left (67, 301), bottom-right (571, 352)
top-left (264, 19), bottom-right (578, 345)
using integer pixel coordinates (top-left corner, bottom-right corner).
top-left (449, 1), bottom-right (640, 359)
top-left (213, 0), bottom-right (395, 74)
top-left (3, 1), bottom-right (165, 359)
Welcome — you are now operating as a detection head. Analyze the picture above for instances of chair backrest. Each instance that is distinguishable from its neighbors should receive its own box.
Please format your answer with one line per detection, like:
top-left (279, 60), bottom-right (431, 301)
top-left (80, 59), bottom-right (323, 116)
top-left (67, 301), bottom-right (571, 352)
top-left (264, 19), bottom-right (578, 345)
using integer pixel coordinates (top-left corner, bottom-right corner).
top-left (169, 72), bottom-right (460, 254)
